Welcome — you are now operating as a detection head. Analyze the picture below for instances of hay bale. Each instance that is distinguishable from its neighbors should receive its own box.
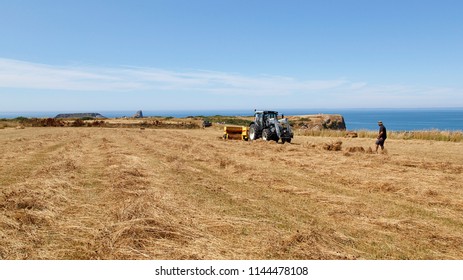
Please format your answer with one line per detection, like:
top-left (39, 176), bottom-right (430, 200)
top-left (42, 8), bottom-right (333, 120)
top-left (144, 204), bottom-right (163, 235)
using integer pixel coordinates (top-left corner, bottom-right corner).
top-left (345, 131), bottom-right (358, 138)
top-left (346, 146), bottom-right (365, 153)
top-left (333, 140), bottom-right (342, 151)
top-left (323, 140), bottom-right (342, 151)
top-left (322, 143), bottom-right (331, 150)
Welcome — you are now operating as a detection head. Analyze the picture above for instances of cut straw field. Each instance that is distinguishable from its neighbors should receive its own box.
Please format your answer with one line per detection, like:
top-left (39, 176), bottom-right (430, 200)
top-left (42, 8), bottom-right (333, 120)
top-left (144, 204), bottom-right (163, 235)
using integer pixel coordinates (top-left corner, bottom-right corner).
top-left (1, 126), bottom-right (462, 259)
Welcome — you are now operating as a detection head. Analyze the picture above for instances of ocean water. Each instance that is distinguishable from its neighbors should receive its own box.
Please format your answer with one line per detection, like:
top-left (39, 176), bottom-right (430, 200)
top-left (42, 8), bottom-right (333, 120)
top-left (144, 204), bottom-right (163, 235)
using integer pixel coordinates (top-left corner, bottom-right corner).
top-left (330, 108), bottom-right (463, 131)
top-left (1, 108), bottom-right (462, 131)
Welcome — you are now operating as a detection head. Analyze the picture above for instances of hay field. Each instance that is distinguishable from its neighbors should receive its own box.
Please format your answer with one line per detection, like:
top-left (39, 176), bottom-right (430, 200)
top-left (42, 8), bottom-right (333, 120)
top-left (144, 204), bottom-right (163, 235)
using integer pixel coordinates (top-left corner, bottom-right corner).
top-left (1, 126), bottom-right (462, 259)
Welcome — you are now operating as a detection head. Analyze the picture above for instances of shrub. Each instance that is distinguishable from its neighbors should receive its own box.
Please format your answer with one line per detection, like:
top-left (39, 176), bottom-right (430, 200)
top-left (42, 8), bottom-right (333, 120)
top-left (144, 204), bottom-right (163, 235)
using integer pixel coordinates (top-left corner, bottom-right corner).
top-left (14, 116), bottom-right (29, 122)
top-left (71, 119), bottom-right (85, 127)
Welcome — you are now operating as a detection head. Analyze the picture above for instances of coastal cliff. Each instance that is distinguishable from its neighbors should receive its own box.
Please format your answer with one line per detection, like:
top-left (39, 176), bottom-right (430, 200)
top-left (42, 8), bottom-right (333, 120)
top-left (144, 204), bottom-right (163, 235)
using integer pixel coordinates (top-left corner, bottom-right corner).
top-left (291, 114), bottom-right (346, 130)
top-left (55, 113), bottom-right (106, 119)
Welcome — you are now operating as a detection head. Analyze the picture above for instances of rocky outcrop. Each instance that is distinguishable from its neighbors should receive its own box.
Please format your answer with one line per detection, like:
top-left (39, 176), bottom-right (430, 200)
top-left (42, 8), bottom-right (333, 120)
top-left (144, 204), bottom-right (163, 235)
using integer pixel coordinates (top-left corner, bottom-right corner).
top-left (292, 114), bottom-right (346, 130)
top-left (55, 113), bottom-right (106, 119)
top-left (132, 110), bottom-right (144, 118)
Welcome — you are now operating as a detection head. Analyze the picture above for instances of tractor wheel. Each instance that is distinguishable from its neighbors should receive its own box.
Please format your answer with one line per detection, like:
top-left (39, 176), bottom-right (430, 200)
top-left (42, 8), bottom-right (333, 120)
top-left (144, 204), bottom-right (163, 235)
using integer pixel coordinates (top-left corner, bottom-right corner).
top-left (249, 124), bottom-right (259, 140)
top-left (282, 138), bottom-right (291, 144)
top-left (262, 129), bottom-right (270, 141)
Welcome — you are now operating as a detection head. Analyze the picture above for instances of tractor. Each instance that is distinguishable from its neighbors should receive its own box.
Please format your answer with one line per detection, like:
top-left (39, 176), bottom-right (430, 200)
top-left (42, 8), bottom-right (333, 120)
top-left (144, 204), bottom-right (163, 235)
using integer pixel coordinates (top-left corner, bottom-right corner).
top-left (248, 110), bottom-right (293, 143)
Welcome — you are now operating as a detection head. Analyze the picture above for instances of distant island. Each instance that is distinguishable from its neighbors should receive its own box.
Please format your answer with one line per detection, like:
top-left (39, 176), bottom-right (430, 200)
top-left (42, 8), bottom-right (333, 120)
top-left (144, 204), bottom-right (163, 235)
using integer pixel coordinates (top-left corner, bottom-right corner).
top-left (54, 113), bottom-right (106, 119)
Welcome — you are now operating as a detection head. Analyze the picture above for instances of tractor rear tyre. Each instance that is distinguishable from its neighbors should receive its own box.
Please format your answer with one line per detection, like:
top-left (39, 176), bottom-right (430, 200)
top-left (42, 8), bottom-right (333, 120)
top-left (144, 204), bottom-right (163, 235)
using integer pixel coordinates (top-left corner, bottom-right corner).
top-left (282, 138), bottom-right (291, 144)
top-left (249, 124), bottom-right (259, 140)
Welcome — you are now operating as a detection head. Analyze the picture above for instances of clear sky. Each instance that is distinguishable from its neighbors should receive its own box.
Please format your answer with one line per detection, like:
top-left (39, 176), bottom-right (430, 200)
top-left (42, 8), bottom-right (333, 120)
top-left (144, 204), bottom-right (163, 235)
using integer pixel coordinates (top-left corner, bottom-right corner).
top-left (1, 0), bottom-right (462, 112)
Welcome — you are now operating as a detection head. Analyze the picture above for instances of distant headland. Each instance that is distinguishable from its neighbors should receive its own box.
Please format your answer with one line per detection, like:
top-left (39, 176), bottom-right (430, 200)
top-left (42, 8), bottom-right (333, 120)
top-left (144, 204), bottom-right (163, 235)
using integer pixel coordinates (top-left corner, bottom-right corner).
top-left (54, 113), bottom-right (106, 119)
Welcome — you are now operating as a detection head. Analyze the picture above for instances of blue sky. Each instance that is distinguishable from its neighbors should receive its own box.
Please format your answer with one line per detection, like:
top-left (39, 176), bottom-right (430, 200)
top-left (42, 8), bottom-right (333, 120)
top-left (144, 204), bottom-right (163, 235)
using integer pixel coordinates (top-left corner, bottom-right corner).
top-left (1, 0), bottom-right (462, 112)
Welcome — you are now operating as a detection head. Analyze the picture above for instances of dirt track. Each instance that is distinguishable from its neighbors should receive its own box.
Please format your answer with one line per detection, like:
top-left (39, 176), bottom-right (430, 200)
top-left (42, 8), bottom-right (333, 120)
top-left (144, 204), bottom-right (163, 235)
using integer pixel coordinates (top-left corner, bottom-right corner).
top-left (1, 127), bottom-right (462, 259)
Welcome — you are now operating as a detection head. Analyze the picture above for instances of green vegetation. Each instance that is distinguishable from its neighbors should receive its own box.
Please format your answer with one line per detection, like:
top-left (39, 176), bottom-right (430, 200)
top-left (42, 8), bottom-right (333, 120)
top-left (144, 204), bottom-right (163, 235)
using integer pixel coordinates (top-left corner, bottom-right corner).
top-left (80, 117), bottom-right (95, 120)
top-left (200, 115), bottom-right (252, 126)
top-left (14, 116), bottom-right (29, 122)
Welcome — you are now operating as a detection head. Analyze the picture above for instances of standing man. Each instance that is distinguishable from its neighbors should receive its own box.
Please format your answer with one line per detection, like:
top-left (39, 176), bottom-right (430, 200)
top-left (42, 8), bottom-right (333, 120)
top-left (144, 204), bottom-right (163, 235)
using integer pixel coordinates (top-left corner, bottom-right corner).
top-left (376, 121), bottom-right (387, 152)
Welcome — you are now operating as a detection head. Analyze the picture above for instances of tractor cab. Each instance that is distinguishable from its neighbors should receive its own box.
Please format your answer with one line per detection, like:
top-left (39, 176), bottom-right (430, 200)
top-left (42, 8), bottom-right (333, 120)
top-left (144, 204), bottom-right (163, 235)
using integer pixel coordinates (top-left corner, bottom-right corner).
top-left (255, 110), bottom-right (278, 127)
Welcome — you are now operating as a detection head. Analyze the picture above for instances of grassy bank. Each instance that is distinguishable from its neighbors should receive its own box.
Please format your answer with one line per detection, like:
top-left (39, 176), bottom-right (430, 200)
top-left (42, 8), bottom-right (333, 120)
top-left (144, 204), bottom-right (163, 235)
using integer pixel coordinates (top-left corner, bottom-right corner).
top-left (297, 129), bottom-right (463, 142)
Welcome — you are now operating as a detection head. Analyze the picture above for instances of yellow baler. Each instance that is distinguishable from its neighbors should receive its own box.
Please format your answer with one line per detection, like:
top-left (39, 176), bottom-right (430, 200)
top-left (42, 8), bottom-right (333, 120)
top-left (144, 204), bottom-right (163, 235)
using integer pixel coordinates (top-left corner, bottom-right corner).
top-left (223, 126), bottom-right (249, 141)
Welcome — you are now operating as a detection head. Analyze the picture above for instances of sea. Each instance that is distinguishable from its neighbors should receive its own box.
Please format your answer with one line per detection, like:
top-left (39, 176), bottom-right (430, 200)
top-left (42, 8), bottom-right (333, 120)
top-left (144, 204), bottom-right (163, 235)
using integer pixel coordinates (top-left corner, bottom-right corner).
top-left (1, 108), bottom-right (462, 131)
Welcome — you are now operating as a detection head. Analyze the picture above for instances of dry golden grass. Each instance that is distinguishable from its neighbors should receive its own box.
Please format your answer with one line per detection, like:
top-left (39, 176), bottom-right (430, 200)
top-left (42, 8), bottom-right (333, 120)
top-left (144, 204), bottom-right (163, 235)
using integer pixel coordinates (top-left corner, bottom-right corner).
top-left (1, 126), bottom-right (462, 260)
top-left (297, 129), bottom-right (463, 142)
